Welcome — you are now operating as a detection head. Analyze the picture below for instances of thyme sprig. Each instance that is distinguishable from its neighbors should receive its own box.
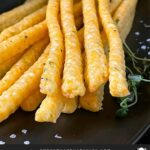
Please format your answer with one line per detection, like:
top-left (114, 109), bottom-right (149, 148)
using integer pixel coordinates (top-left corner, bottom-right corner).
top-left (124, 42), bottom-right (150, 74)
top-left (116, 43), bottom-right (150, 118)
top-left (124, 42), bottom-right (150, 62)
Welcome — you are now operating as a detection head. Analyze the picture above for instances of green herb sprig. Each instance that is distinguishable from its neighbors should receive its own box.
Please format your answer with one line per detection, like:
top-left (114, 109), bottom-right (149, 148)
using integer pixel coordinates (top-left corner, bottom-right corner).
top-left (124, 42), bottom-right (150, 74)
top-left (116, 42), bottom-right (150, 118)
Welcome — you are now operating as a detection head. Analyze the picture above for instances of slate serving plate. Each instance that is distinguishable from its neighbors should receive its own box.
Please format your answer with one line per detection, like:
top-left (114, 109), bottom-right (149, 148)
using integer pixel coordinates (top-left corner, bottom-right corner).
top-left (0, 0), bottom-right (149, 145)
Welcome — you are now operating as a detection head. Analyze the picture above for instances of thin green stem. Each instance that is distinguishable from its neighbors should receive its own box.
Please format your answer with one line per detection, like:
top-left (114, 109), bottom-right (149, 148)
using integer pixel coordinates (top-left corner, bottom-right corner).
top-left (124, 42), bottom-right (150, 62)
top-left (132, 58), bottom-right (142, 74)
top-left (120, 98), bottom-right (128, 109)
top-left (128, 87), bottom-right (138, 107)
top-left (124, 42), bottom-right (150, 61)
top-left (142, 78), bottom-right (150, 82)
top-left (126, 66), bottom-right (134, 75)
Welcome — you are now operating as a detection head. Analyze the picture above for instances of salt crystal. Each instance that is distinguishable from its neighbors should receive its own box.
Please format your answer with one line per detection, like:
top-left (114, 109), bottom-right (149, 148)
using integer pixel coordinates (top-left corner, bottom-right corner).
top-left (21, 129), bottom-right (27, 134)
top-left (141, 45), bottom-right (147, 50)
top-left (0, 141), bottom-right (5, 145)
top-left (140, 20), bottom-right (144, 23)
top-left (9, 134), bottom-right (16, 139)
top-left (138, 42), bottom-right (143, 44)
top-left (135, 32), bottom-right (140, 36)
top-left (24, 140), bottom-right (30, 145)
top-left (144, 24), bottom-right (150, 28)
top-left (54, 134), bottom-right (62, 139)
top-left (146, 38), bottom-right (150, 42)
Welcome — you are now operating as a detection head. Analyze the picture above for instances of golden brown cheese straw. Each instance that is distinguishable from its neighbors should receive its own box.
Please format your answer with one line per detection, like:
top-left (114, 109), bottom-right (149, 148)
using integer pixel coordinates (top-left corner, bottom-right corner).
top-left (80, 0), bottom-right (137, 111)
top-left (82, 0), bottom-right (108, 92)
top-left (113, 0), bottom-right (138, 41)
top-left (0, 6), bottom-right (46, 42)
top-left (0, 45), bottom-right (49, 122)
top-left (40, 0), bottom-right (64, 95)
top-left (62, 97), bottom-right (78, 114)
top-left (110, 0), bottom-right (122, 14)
top-left (35, 91), bottom-right (65, 123)
top-left (77, 0), bottom-right (123, 49)
top-left (36, 0), bottom-right (83, 122)
top-left (0, 53), bottom-right (23, 79)
top-left (61, 0), bottom-right (85, 98)
top-left (0, 37), bottom-right (49, 95)
top-left (39, 0), bottom-right (78, 121)
top-left (40, 0), bottom-right (83, 95)
top-left (0, 0), bottom-right (48, 32)
top-left (98, 0), bottom-right (129, 97)
top-left (62, 22), bottom-right (84, 114)
top-left (21, 88), bottom-right (45, 112)
top-left (79, 51), bottom-right (104, 112)
top-left (79, 86), bottom-right (104, 112)
top-left (0, 21), bottom-right (48, 64)
top-left (61, 16), bottom-right (84, 114)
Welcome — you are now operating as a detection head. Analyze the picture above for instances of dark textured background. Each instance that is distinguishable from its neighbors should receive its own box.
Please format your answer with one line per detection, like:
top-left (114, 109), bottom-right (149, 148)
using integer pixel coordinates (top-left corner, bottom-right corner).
top-left (0, 0), bottom-right (25, 13)
top-left (0, 0), bottom-right (149, 145)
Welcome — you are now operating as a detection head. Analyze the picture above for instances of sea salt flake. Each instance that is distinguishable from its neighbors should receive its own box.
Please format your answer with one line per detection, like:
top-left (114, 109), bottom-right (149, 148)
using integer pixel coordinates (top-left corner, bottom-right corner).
top-left (141, 45), bottom-right (147, 50)
top-left (135, 32), bottom-right (140, 36)
top-left (9, 134), bottom-right (16, 139)
top-left (54, 134), bottom-right (62, 139)
top-left (24, 140), bottom-right (30, 145)
top-left (21, 129), bottom-right (27, 134)
top-left (146, 38), bottom-right (150, 42)
top-left (144, 24), bottom-right (150, 28)
top-left (140, 20), bottom-right (144, 23)
top-left (138, 41), bottom-right (143, 44)
top-left (0, 141), bottom-right (5, 145)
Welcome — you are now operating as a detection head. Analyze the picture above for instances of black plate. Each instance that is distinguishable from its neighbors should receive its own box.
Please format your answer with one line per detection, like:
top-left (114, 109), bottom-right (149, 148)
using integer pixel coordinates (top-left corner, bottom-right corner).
top-left (0, 0), bottom-right (25, 14)
top-left (0, 0), bottom-right (150, 145)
